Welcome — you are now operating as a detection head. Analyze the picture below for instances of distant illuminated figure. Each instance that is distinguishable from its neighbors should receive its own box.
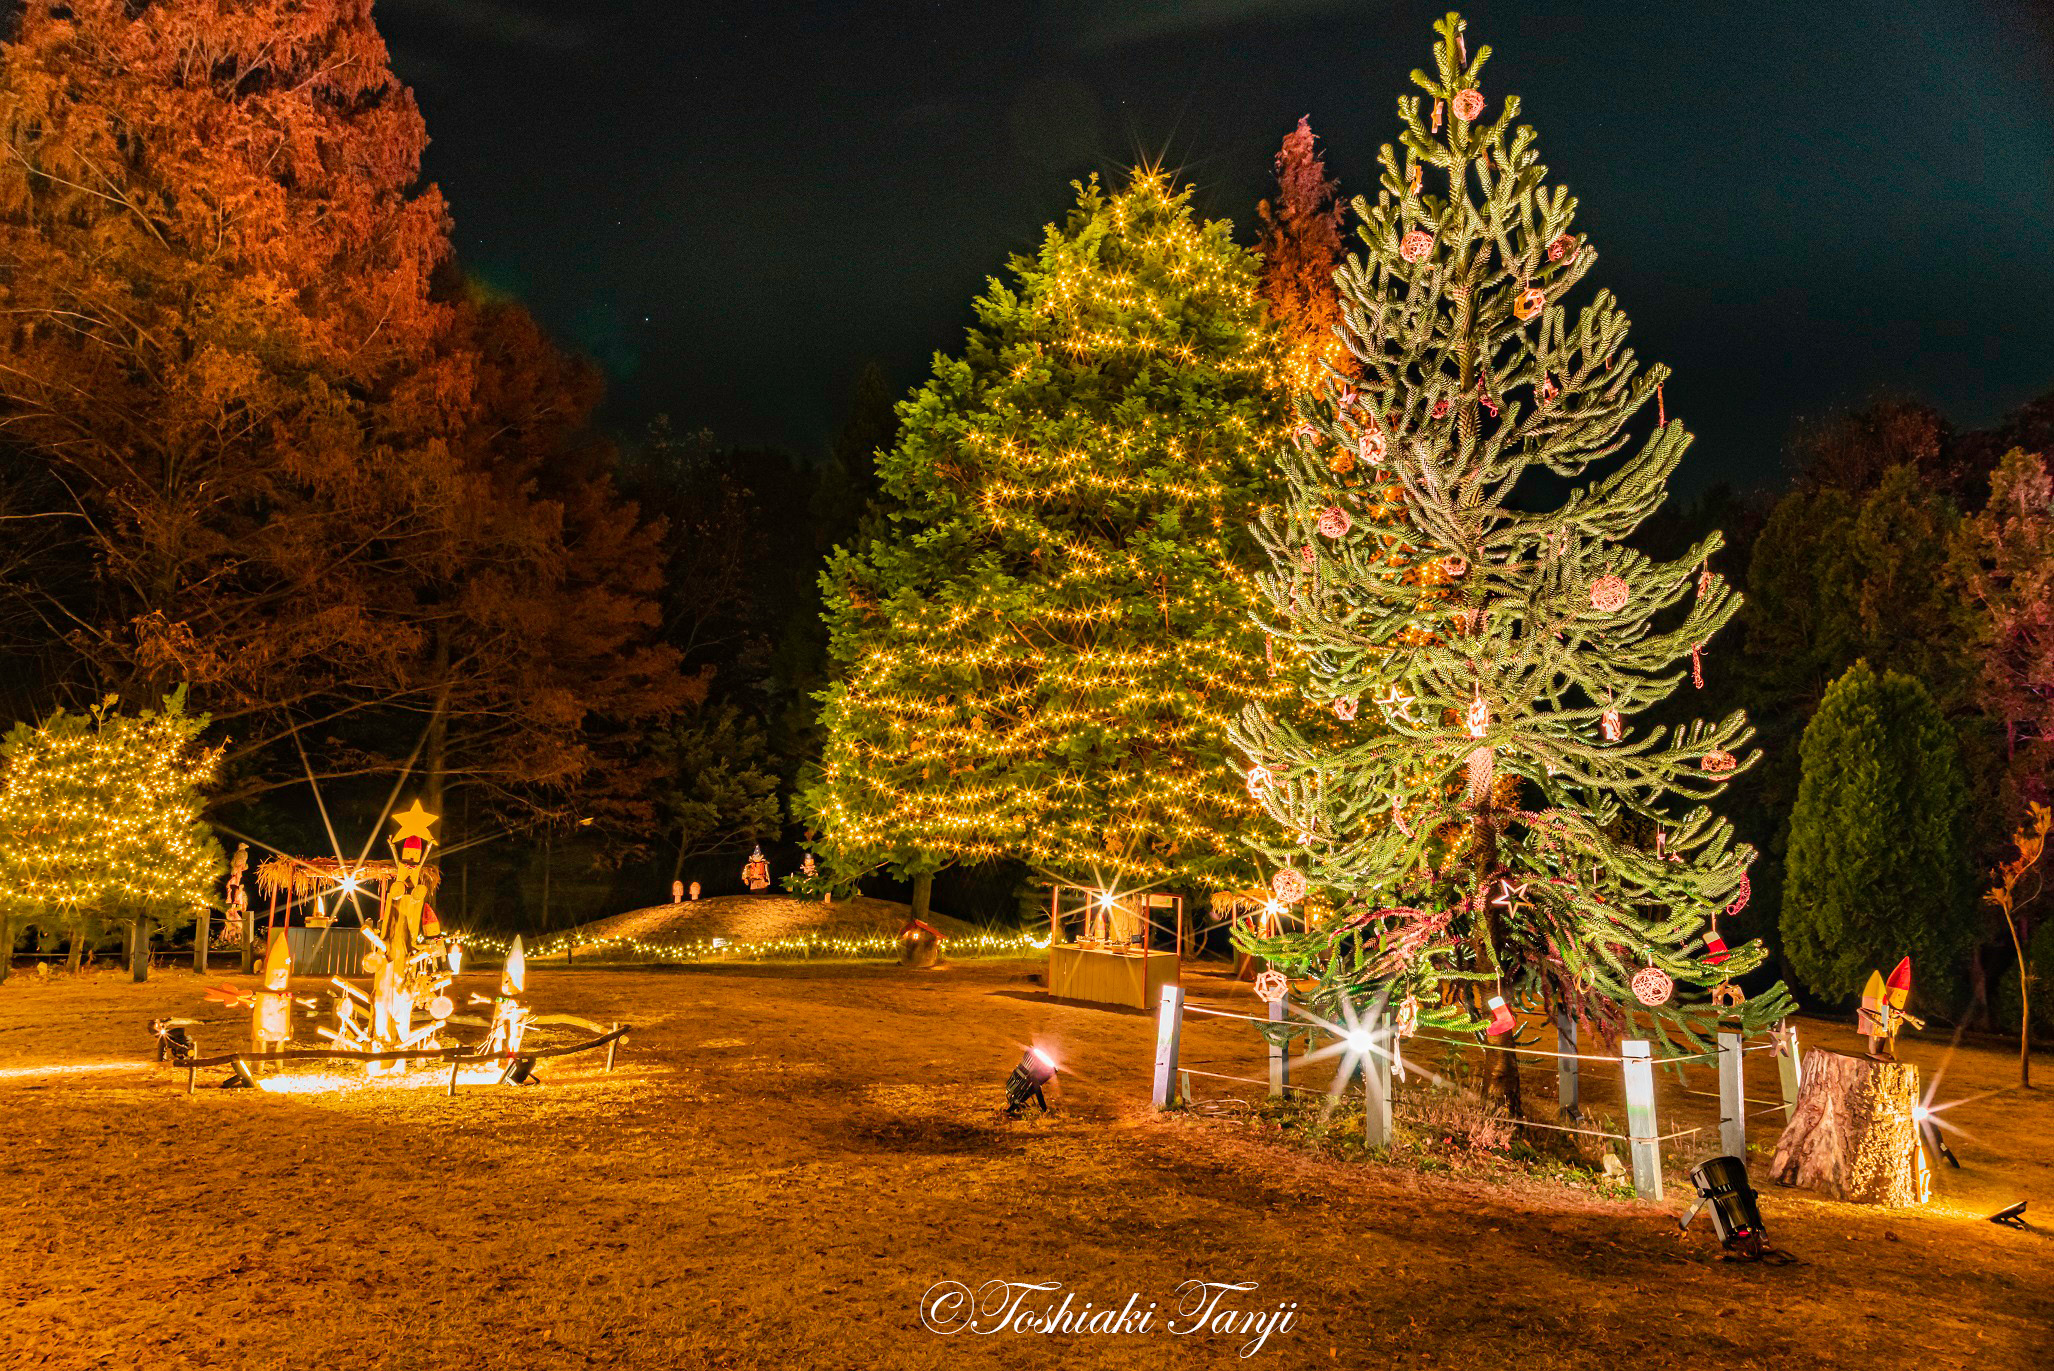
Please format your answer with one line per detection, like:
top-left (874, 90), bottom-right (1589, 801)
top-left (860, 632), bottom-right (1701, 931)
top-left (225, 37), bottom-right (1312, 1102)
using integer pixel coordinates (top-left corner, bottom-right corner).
top-left (671, 879), bottom-right (685, 904)
top-left (484, 936), bottom-right (534, 1083)
top-left (688, 881), bottom-right (701, 901)
top-left (741, 845), bottom-right (771, 893)
top-left (363, 800), bottom-right (451, 1072)
top-left (1858, 957), bottom-right (1921, 1059)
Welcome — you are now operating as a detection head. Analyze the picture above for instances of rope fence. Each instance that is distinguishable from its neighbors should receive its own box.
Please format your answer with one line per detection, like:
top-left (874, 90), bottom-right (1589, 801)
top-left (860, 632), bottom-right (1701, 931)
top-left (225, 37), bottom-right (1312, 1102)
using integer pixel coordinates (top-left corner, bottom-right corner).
top-left (1154, 986), bottom-right (1806, 1202)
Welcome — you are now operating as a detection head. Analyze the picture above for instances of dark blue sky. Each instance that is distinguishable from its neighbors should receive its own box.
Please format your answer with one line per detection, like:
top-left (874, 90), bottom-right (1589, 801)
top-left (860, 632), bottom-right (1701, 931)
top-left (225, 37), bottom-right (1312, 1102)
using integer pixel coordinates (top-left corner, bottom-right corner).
top-left (379, 0), bottom-right (2054, 490)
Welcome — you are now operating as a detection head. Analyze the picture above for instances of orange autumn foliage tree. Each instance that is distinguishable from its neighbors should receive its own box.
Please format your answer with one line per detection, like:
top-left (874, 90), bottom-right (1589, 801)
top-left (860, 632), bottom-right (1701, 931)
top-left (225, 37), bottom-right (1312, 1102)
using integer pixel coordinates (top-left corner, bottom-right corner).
top-left (1257, 117), bottom-right (1351, 397)
top-left (0, 3), bottom-right (682, 834)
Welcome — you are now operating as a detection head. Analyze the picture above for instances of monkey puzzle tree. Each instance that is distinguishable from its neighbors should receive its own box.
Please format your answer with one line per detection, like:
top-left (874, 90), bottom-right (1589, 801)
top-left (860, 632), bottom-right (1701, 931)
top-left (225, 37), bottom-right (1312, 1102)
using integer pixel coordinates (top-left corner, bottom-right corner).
top-left (1231, 14), bottom-right (1792, 1112)
top-left (805, 172), bottom-right (1287, 905)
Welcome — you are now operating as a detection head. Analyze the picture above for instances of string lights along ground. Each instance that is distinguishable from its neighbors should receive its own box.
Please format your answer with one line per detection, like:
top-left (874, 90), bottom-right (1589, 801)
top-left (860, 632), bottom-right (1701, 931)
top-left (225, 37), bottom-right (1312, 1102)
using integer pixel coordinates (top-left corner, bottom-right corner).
top-left (1229, 12), bottom-right (1794, 1115)
top-left (464, 929), bottom-right (1045, 964)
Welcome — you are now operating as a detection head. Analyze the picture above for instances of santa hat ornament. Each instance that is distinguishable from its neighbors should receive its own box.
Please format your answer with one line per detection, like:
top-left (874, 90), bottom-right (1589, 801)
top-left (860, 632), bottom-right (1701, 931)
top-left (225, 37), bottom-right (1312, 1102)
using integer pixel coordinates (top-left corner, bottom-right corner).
top-left (1485, 994), bottom-right (1516, 1036)
top-left (1886, 956), bottom-right (1912, 1010)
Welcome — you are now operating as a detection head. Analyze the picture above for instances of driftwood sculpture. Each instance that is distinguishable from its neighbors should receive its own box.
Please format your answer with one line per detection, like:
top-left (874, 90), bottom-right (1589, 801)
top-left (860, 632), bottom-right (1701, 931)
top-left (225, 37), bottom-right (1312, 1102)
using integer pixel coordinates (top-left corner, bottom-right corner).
top-left (1770, 1048), bottom-right (1928, 1206)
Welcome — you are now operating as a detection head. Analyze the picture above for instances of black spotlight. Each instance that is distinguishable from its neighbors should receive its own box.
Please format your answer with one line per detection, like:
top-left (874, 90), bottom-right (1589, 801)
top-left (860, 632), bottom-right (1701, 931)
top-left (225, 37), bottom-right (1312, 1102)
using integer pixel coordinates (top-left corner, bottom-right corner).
top-left (1004, 1046), bottom-right (1057, 1117)
top-left (502, 1056), bottom-right (540, 1086)
top-left (1678, 1155), bottom-right (1772, 1260)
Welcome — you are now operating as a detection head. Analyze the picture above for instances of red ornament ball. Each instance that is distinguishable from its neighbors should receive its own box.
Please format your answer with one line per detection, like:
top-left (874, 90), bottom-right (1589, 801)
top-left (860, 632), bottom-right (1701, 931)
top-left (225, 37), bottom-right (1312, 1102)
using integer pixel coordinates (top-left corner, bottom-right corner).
top-left (1246, 765), bottom-right (1272, 799)
top-left (1631, 964), bottom-right (1674, 1007)
top-left (1399, 230), bottom-right (1434, 263)
top-left (1452, 88), bottom-right (1485, 122)
top-left (1431, 397), bottom-right (1450, 419)
top-left (1271, 868), bottom-right (1308, 905)
top-left (1702, 750), bottom-right (1738, 775)
top-left (1589, 574), bottom-right (1630, 612)
top-left (1359, 428), bottom-right (1387, 463)
top-left (1333, 696), bottom-right (1359, 722)
top-left (1317, 505), bottom-right (1352, 538)
top-left (1546, 233), bottom-right (1575, 262)
top-left (1299, 543), bottom-right (1315, 568)
top-left (1441, 553), bottom-right (1469, 579)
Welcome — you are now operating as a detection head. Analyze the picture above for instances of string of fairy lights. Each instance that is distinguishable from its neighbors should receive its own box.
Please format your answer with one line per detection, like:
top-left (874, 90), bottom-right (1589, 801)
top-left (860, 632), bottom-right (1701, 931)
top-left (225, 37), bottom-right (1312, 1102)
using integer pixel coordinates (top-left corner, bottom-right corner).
top-left (808, 171), bottom-right (1295, 889)
top-left (462, 929), bottom-right (1045, 963)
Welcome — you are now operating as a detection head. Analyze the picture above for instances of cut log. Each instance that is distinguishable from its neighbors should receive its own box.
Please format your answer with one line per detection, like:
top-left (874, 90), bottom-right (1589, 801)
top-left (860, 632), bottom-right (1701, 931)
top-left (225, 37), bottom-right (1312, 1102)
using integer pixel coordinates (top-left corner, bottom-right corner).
top-left (1769, 1047), bottom-right (1928, 1206)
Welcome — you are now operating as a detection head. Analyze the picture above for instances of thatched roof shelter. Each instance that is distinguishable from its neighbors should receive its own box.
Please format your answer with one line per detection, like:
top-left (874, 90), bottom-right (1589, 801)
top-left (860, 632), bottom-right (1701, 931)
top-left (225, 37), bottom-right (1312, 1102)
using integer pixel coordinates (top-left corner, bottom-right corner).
top-left (254, 855), bottom-right (439, 900)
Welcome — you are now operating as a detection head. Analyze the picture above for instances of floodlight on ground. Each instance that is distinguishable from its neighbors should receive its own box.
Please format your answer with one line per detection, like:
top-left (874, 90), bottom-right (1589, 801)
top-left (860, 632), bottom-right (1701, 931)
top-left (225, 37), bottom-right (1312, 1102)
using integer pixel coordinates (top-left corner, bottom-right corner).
top-left (1004, 1046), bottom-right (1057, 1117)
top-left (1678, 1155), bottom-right (1773, 1260)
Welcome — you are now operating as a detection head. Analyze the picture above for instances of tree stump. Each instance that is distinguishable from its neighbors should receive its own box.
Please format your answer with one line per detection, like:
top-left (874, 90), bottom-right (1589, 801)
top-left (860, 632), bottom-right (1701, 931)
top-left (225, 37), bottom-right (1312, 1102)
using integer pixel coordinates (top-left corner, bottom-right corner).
top-left (1769, 1048), bottom-right (1927, 1206)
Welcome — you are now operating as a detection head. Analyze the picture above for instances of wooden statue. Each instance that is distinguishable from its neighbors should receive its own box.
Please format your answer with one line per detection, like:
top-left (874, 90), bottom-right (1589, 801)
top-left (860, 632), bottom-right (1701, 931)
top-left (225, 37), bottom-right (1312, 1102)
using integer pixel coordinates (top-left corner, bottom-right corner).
top-left (363, 799), bottom-right (453, 1073)
top-left (741, 845), bottom-right (771, 892)
top-left (1858, 957), bottom-right (1921, 1059)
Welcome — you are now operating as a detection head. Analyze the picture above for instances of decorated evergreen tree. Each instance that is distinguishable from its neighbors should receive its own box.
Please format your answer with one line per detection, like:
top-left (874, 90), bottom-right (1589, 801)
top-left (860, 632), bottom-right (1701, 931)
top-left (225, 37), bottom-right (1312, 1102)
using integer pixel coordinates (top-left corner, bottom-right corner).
top-left (804, 171), bottom-right (1286, 898)
top-left (1231, 14), bottom-right (1791, 1111)
top-left (1783, 661), bottom-right (1973, 1003)
top-left (0, 690), bottom-right (225, 981)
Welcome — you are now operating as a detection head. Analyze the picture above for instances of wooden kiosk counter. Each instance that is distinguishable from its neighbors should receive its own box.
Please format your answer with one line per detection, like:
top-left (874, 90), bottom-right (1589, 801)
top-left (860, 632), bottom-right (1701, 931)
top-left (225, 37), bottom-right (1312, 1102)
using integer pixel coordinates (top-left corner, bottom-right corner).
top-left (1044, 887), bottom-right (1185, 1010)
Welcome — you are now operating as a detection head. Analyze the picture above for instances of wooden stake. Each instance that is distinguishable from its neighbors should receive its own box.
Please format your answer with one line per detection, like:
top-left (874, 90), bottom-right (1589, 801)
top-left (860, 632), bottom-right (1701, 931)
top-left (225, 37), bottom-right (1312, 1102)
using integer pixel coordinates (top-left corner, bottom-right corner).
top-left (1362, 1010), bottom-right (1391, 1148)
top-left (1554, 1006), bottom-right (1580, 1119)
top-left (605, 1024), bottom-right (619, 1073)
top-left (1267, 997), bottom-right (1289, 1098)
top-left (1776, 1019), bottom-right (1803, 1123)
top-left (1150, 984), bottom-right (1184, 1110)
top-left (1718, 1030), bottom-right (1746, 1158)
top-left (1621, 1039), bottom-right (1663, 1201)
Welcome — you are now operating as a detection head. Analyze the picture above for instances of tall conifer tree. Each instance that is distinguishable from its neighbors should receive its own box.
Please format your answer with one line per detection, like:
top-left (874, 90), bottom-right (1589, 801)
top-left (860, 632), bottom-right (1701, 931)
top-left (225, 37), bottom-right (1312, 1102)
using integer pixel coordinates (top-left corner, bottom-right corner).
top-left (1257, 118), bottom-right (1351, 396)
top-left (1232, 15), bottom-right (1791, 1111)
top-left (806, 172), bottom-right (1286, 895)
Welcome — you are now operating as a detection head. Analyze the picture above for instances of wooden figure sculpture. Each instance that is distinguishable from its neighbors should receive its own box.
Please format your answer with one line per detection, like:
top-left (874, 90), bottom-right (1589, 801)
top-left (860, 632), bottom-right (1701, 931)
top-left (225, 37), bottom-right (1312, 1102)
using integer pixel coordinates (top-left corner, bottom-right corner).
top-left (203, 930), bottom-right (308, 1081)
top-left (362, 799), bottom-right (452, 1073)
top-left (1858, 957), bottom-right (1922, 1059)
top-left (479, 935), bottom-right (534, 1082)
top-left (741, 844), bottom-right (771, 892)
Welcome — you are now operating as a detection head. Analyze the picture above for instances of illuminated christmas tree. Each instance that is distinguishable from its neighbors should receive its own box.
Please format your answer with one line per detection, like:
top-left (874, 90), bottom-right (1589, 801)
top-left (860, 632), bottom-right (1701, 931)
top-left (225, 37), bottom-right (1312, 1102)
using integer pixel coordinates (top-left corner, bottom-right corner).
top-left (805, 172), bottom-right (1286, 902)
top-left (0, 689), bottom-right (225, 980)
top-left (1231, 13), bottom-right (1792, 1110)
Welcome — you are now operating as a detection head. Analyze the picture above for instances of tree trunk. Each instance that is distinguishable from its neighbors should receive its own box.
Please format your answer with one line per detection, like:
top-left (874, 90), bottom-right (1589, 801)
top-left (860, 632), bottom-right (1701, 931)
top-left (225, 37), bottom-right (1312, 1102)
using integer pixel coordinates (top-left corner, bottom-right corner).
top-left (424, 628), bottom-right (451, 824)
top-left (66, 927), bottom-right (84, 974)
top-left (1770, 1048), bottom-right (1927, 1205)
top-left (0, 910), bottom-right (11, 983)
top-left (129, 914), bottom-right (153, 983)
top-left (910, 872), bottom-right (933, 923)
top-left (193, 904), bottom-right (210, 975)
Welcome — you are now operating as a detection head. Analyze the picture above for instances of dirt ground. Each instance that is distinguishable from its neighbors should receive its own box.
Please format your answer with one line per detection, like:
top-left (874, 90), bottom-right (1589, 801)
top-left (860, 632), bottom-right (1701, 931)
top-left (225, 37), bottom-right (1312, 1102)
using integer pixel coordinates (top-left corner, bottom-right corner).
top-left (1, 959), bottom-right (2050, 1371)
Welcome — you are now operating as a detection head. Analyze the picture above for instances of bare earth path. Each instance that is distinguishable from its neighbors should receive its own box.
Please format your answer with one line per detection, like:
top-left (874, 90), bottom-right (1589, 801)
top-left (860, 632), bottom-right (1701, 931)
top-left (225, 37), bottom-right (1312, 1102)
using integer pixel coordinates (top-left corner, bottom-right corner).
top-left (1, 959), bottom-right (2049, 1369)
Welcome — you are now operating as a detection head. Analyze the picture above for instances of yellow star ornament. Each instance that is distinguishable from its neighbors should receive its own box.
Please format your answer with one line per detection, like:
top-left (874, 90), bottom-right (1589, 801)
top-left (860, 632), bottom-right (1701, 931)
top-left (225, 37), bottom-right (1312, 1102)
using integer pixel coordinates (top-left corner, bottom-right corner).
top-left (389, 799), bottom-right (440, 847)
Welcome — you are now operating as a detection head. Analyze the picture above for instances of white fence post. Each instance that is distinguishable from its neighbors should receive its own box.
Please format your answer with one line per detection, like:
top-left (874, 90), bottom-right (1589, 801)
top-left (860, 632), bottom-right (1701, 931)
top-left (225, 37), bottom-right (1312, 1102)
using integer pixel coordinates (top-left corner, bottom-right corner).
top-left (1621, 1039), bottom-right (1663, 1201)
top-left (1362, 1009), bottom-right (1392, 1148)
top-left (1776, 1019), bottom-right (1803, 1124)
top-left (1717, 1030), bottom-right (1746, 1158)
top-left (1267, 997), bottom-right (1289, 1099)
top-left (1151, 984), bottom-right (1184, 1110)
top-left (1554, 1006), bottom-right (1580, 1119)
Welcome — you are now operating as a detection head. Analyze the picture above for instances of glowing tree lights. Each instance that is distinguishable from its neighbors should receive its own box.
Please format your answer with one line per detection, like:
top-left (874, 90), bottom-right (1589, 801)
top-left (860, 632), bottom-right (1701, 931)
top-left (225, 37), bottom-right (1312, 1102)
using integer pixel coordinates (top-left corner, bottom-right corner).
top-left (804, 171), bottom-right (1287, 895)
top-left (1230, 14), bottom-right (1791, 1113)
top-left (0, 689), bottom-right (225, 980)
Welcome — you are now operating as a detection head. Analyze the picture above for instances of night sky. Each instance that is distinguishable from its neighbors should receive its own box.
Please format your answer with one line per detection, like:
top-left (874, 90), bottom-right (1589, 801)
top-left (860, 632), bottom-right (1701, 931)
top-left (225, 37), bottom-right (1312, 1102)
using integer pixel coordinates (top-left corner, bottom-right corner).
top-left (379, 0), bottom-right (2054, 492)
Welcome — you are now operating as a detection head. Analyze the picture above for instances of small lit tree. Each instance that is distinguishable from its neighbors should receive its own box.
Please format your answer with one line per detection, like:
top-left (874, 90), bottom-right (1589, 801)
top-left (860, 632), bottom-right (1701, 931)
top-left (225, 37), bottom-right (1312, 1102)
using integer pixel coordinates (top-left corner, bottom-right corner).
top-left (0, 689), bottom-right (225, 981)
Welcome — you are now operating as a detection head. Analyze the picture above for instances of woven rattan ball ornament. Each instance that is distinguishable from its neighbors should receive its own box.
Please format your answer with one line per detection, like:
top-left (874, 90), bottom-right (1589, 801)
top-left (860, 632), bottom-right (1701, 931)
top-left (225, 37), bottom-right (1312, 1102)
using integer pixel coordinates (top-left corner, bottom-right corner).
top-left (1589, 574), bottom-right (1630, 612)
top-left (1271, 867), bottom-right (1308, 905)
top-left (1253, 969), bottom-right (1290, 1004)
top-left (1632, 963), bottom-right (1674, 1007)
top-left (1317, 505), bottom-right (1352, 538)
top-left (1400, 229), bottom-right (1433, 263)
top-left (1702, 749), bottom-right (1737, 775)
